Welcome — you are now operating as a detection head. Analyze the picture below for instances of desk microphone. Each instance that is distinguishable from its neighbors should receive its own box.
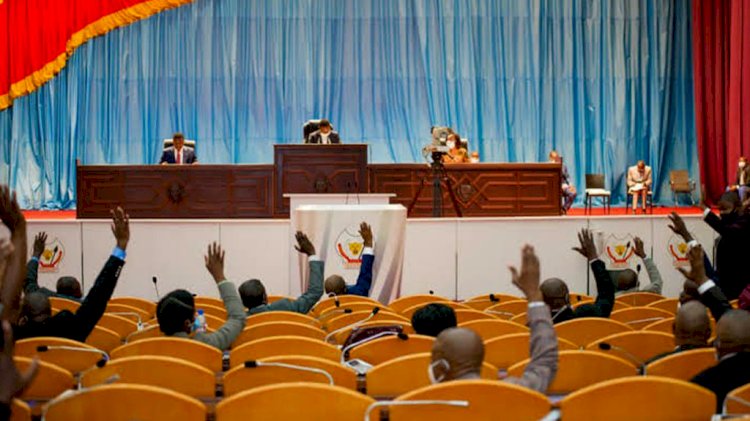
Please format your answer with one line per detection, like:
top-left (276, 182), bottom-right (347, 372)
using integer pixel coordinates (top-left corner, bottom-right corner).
top-left (36, 345), bottom-right (109, 383)
top-left (597, 342), bottom-right (644, 370)
top-left (325, 307), bottom-right (381, 344)
top-left (108, 312), bottom-right (143, 329)
top-left (364, 400), bottom-right (469, 421)
top-left (244, 360), bottom-right (334, 385)
top-left (152, 276), bottom-right (161, 301)
top-left (489, 294), bottom-right (500, 303)
top-left (340, 331), bottom-right (408, 366)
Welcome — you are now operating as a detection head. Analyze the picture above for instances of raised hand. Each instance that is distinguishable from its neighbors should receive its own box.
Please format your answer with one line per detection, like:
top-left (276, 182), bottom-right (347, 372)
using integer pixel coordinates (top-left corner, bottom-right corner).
top-left (698, 185), bottom-right (708, 211)
top-left (668, 212), bottom-right (694, 242)
top-left (572, 228), bottom-right (598, 261)
top-left (110, 207), bottom-right (130, 250)
top-left (294, 231), bottom-right (315, 256)
top-left (508, 245), bottom-right (543, 302)
top-left (359, 222), bottom-right (373, 248)
top-left (32, 232), bottom-right (48, 259)
top-left (633, 237), bottom-right (646, 259)
top-left (204, 242), bottom-right (226, 284)
top-left (0, 186), bottom-right (25, 237)
top-left (0, 321), bottom-right (38, 405)
top-left (676, 244), bottom-right (708, 286)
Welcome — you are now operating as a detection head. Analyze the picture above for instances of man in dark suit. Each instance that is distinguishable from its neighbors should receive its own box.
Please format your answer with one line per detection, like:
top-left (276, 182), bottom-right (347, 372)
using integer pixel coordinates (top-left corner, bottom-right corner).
top-left (324, 222), bottom-right (374, 297)
top-left (306, 119), bottom-right (341, 144)
top-left (24, 232), bottom-right (82, 302)
top-left (159, 133), bottom-right (197, 164)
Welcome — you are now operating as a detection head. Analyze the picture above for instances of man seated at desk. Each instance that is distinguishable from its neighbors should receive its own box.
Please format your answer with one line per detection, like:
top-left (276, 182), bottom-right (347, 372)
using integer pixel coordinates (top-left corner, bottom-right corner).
top-left (160, 133), bottom-right (198, 165)
top-left (306, 119), bottom-right (341, 144)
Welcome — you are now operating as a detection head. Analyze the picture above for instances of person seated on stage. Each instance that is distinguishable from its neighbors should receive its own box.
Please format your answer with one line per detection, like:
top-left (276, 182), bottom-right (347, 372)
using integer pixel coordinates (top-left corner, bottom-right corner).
top-left (540, 228), bottom-right (615, 324)
top-left (643, 301), bottom-right (712, 366)
top-left (430, 245), bottom-right (558, 393)
top-left (156, 243), bottom-right (245, 351)
top-left (549, 150), bottom-right (577, 213)
top-left (442, 133), bottom-right (469, 164)
top-left (730, 156), bottom-right (750, 201)
top-left (324, 222), bottom-right (375, 298)
top-left (160, 132), bottom-right (197, 165)
top-left (15, 208), bottom-right (130, 342)
top-left (23, 232), bottom-right (82, 302)
top-left (306, 119), bottom-right (341, 144)
top-left (626, 160), bottom-right (652, 214)
top-left (411, 303), bottom-right (457, 337)
top-left (613, 236), bottom-right (663, 295)
top-left (691, 309), bottom-right (750, 412)
top-left (239, 231), bottom-right (323, 315)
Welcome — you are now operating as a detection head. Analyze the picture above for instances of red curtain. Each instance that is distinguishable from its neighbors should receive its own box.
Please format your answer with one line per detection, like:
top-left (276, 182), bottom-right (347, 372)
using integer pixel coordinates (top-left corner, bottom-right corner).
top-left (693, 0), bottom-right (750, 201)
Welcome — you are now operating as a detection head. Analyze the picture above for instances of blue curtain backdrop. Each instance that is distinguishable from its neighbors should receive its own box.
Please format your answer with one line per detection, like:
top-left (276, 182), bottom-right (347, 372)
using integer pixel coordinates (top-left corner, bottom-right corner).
top-left (0, 0), bottom-right (696, 209)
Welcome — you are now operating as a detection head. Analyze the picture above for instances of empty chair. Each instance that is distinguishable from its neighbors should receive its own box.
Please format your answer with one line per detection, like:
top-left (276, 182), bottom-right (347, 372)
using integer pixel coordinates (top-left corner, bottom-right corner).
top-left (223, 355), bottom-right (358, 396)
top-left (610, 307), bottom-right (674, 329)
top-left (558, 377), bottom-right (715, 420)
top-left (365, 353), bottom-right (497, 398)
top-left (230, 336), bottom-right (341, 368)
top-left (246, 311), bottom-right (321, 328)
top-left (111, 338), bottom-right (222, 372)
top-left (311, 296), bottom-right (382, 316)
top-left (14, 357), bottom-right (75, 404)
top-left (555, 318), bottom-right (633, 347)
top-left (584, 174), bottom-right (611, 214)
top-left (48, 297), bottom-right (81, 313)
top-left (348, 334), bottom-right (434, 366)
top-left (329, 320), bottom-right (416, 345)
top-left (458, 319), bottom-right (529, 341)
top-left (510, 312), bottom-right (527, 325)
top-left (462, 293), bottom-right (522, 311)
top-left (388, 380), bottom-right (550, 421)
top-left (324, 310), bottom-right (407, 333)
top-left (193, 296), bottom-right (224, 308)
top-left (644, 348), bottom-right (716, 380)
top-left (96, 313), bottom-right (139, 339)
top-left (44, 384), bottom-right (207, 421)
top-left (642, 317), bottom-right (676, 335)
top-left (484, 300), bottom-right (529, 319)
top-left (85, 325), bottom-right (121, 352)
top-left (507, 351), bottom-right (635, 395)
top-left (389, 295), bottom-right (450, 314)
top-left (319, 303), bottom-right (393, 321)
top-left (81, 356), bottom-right (215, 399)
top-left (585, 331), bottom-right (675, 366)
top-left (125, 324), bottom-right (164, 343)
top-left (10, 400), bottom-right (30, 421)
top-left (616, 292), bottom-right (665, 307)
top-left (106, 303), bottom-right (151, 323)
top-left (108, 297), bottom-right (157, 318)
top-left (196, 303), bottom-right (228, 320)
top-left (15, 337), bottom-right (105, 374)
top-left (216, 383), bottom-right (375, 421)
top-left (233, 321), bottom-right (326, 347)
top-left (484, 333), bottom-right (579, 370)
top-left (647, 298), bottom-right (680, 315)
top-left (726, 383), bottom-right (750, 415)
top-left (669, 170), bottom-right (696, 205)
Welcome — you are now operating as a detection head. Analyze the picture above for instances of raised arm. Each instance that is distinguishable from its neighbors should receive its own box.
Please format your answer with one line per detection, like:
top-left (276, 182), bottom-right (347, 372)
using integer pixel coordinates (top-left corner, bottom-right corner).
top-left (634, 237), bottom-right (663, 294)
top-left (678, 244), bottom-right (732, 321)
top-left (287, 231), bottom-right (323, 314)
top-left (0, 187), bottom-right (28, 322)
top-left (572, 228), bottom-right (614, 317)
top-left (199, 242), bottom-right (245, 350)
top-left (23, 233), bottom-right (48, 296)
top-left (348, 222), bottom-right (374, 297)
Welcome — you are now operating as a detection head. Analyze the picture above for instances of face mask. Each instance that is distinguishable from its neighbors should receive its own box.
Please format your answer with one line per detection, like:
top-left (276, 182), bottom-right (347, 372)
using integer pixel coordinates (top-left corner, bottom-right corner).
top-left (428, 359), bottom-right (449, 384)
top-left (446, 141), bottom-right (456, 149)
top-left (740, 162), bottom-right (747, 168)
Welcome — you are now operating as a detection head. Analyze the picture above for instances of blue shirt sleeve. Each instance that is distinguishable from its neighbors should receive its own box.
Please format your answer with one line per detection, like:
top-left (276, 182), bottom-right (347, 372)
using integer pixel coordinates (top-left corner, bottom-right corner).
top-left (112, 247), bottom-right (127, 261)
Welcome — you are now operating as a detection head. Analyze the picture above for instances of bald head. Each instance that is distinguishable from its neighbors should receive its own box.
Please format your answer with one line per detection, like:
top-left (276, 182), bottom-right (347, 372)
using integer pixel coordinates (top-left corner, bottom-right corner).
top-left (715, 310), bottom-right (750, 358)
top-left (21, 292), bottom-right (52, 325)
top-left (431, 328), bottom-right (484, 382)
top-left (541, 278), bottom-right (570, 311)
top-left (324, 275), bottom-right (346, 296)
top-left (616, 269), bottom-right (638, 291)
top-left (674, 301), bottom-right (711, 347)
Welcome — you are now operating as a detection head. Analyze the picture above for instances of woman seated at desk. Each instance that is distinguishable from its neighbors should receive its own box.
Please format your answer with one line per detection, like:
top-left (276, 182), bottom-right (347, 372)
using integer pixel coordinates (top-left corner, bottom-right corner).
top-left (443, 133), bottom-right (470, 164)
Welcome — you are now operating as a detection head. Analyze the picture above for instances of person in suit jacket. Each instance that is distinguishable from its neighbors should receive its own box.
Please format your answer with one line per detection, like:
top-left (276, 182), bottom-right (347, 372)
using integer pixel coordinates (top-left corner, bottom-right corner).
top-left (627, 160), bottom-right (653, 214)
top-left (24, 232), bottom-right (82, 302)
top-left (643, 301), bottom-right (712, 367)
top-left (159, 133), bottom-right (197, 164)
top-left (324, 222), bottom-right (375, 297)
top-left (549, 151), bottom-right (577, 213)
top-left (306, 119), bottom-right (341, 144)
top-left (733, 156), bottom-right (750, 201)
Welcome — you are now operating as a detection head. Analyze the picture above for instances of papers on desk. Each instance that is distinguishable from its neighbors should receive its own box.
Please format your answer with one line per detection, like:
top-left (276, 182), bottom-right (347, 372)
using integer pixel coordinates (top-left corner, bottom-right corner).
top-left (631, 183), bottom-right (645, 191)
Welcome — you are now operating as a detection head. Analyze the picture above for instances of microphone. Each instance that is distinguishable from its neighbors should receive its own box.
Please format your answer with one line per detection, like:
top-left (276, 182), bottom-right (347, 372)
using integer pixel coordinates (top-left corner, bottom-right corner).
top-left (107, 312), bottom-right (143, 329)
top-left (489, 294), bottom-right (500, 303)
top-left (318, 308), bottom-right (353, 323)
top-left (364, 400), bottom-right (469, 421)
top-left (125, 324), bottom-right (160, 342)
top-left (324, 307), bottom-right (381, 344)
top-left (37, 345), bottom-right (110, 381)
top-left (597, 342), bottom-right (644, 370)
top-left (244, 360), bottom-right (334, 385)
top-left (725, 395), bottom-right (750, 412)
top-left (340, 331), bottom-right (408, 366)
top-left (152, 276), bottom-right (160, 301)
top-left (429, 290), bottom-right (435, 295)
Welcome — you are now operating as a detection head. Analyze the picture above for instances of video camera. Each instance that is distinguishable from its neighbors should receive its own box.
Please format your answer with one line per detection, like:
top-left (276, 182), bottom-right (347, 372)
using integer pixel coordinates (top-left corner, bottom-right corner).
top-left (424, 126), bottom-right (452, 163)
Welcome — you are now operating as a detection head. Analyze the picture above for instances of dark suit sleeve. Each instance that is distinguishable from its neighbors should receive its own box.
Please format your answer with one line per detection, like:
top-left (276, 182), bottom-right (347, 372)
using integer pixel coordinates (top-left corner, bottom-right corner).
top-left (159, 150), bottom-right (169, 164)
top-left (188, 148), bottom-right (197, 164)
top-left (331, 132), bottom-right (341, 144)
top-left (704, 212), bottom-right (726, 236)
top-left (24, 258), bottom-right (41, 294)
top-left (69, 255), bottom-right (125, 341)
top-left (347, 253), bottom-right (374, 297)
top-left (307, 134), bottom-right (319, 144)
top-left (573, 260), bottom-right (615, 318)
top-left (699, 284), bottom-right (733, 321)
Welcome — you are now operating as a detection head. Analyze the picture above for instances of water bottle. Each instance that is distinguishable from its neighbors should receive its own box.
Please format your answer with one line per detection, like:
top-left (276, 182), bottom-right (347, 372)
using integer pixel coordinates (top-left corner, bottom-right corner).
top-left (193, 309), bottom-right (207, 333)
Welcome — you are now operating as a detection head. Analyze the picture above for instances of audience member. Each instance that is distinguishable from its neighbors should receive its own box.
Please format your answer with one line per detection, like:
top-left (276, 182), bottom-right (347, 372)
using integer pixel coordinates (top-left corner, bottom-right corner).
top-left (23, 232), bottom-right (82, 302)
top-left (15, 208), bottom-right (129, 342)
top-left (0, 186), bottom-right (28, 322)
top-left (549, 151), bottom-right (577, 213)
top-left (0, 321), bottom-right (38, 421)
top-left (540, 228), bottom-right (615, 324)
top-left (614, 236), bottom-right (663, 295)
top-left (643, 301), bottom-right (711, 366)
top-left (691, 309), bottom-right (750, 412)
top-left (159, 132), bottom-right (197, 165)
top-left (324, 222), bottom-right (374, 297)
top-left (675, 242), bottom-right (732, 322)
top-left (306, 119), bottom-right (341, 144)
top-left (732, 156), bottom-right (749, 201)
top-left (627, 160), bottom-right (652, 214)
top-left (412, 303), bottom-right (457, 337)
top-left (156, 242), bottom-right (244, 350)
top-left (239, 231), bottom-right (323, 315)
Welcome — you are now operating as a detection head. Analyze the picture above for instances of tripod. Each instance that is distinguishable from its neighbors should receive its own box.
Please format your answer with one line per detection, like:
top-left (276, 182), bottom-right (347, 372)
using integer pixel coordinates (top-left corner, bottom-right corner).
top-left (407, 153), bottom-right (463, 217)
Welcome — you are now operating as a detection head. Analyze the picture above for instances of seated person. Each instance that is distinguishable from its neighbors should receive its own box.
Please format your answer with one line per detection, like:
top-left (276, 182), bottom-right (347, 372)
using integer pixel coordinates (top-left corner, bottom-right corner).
top-left (442, 134), bottom-right (469, 164)
top-left (24, 232), bottom-right (82, 302)
top-left (411, 303), bottom-right (457, 337)
top-left (643, 301), bottom-right (711, 366)
top-left (691, 309), bottom-right (750, 412)
top-left (155, 242), bottom-right (245, 351)
top-left (159, 133), bottom-right (197, 165)
top-left (540, 229), bottom-right (615, 324)
top-left (730, 156), bottom-right (750, 201)
top-left (306, 119), bottom-right (340, 144)
top-left (675, 242), bottom-right (733, 322)
top-left (15, 208), bottom-right (129, 342)
top-left (627, 160), bottom-right (652, 214)
top-left (324, 223), bottom-right (374, 297)
top-left (613, 236), bottom-right (663, 295)
top-left (549, 151), bottom-right (577, 213)
top-left (429, 245), bottom-right (558, 393)
top-left (239, 231), bottom-right (323, 315)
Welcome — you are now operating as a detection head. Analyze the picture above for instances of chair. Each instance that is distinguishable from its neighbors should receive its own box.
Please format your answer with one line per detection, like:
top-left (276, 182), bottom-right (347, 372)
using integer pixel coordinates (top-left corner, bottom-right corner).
top-left (85, 325), bottom-right (122, 352)
top-left (558, 377), bottom-right (715, 420)
top-left (230, 336), bottom-right (341, 368)
top-left (454, 309), bottom-right (497, 324)
top-left (669, 170), bottom-right (696, 205)
top-left (458, 319), bottom-right (529, 341)
top-left (44, 384), bottom-right (207, 421)
top-left (507, 351), bottom-right (636, 395)
top-left (110, 338), bottom-right (223, 372)
top-left (726, 383), bottom-right (750, 415)
top-left (570, 293), bottom-right (594, 304)
top-left (193, 296), bottom-right (224, 308)
top-left (219, 382), bottom-right (372, 420)
top-left (400, 302), bottom-right (473, 320)
top-left (642, 317), bottom-right (675, 334)
top-left (125, 324), bottom-right (164, 343)
top-left (510, 312), bottom-right (527, 325)
top-left (302, 119), bottom-right (335, 141)
top-left (311, 296), bottom-right (382, 316)
top-left (484, 300), bottom-right (529, 319)
top-left (223, 355), bottom-right (358, 396)
top-left (585, 331), bottom-right (675, 366)
top-left (731, 299), bottom-right (740, 309)
top-left (646, 298), bottom-right (680, 315)
top-left (48, 297), bottom-right (80, 313)
top-left (389, 294), bottom-right (450, 314)
top-left (203, 313), bottom-right (226, 330)
top-left (15, 337), bottom-right (104, 374)
top-left (267, 295), bottom-right (294, 304)
top-left (573, 299), bottom-right (631, 312)
top-left (80, 356), bottom-right (215, 399)
top-left (324, 310), bottom-right (408, 332)
top-left (329, 320), bottom-right (416, 345)
top-left (365, 353), bottom-right (497, 398)
top-left (96, 313), bottom-right (139, 339)
top-left (616, 291), bottom-right (665, 307)
top-left (484, 333), bottom-right (579, 370)
top-left (246, 311), bottom-right (321, 328)
top-left (554, 318), bottom-right (633, 347)
top-left (163, 138), bottom-right (196, 149)
top-left (347, 334), bottom-right (434, 366)
top-left (10, 400), bottom-right (30, 421)
top-left (624, 188), bottom-right (654, 214)
top-left (14, 357), bottom-right (75, 403)
top-left (644, 348), bottom-right (716, 380)
top-left (319, 303), bottom-right (394, 321)
top-left (197, 303), bottom-right (227, 320)
top-left (388, 380), bottom-right (550, 421)
top-left (108, 297), bottom-right (157, 318)
top-left (105, 303), bottom-right (151, 323)
top-left (462, 293), bottom-right (522, 311)
top-left (609, 307), bottom-right (674, 329)
top-left (233, 321), bottom-right (326, 347)
top-left (584, 174), bottom-right (611, 214)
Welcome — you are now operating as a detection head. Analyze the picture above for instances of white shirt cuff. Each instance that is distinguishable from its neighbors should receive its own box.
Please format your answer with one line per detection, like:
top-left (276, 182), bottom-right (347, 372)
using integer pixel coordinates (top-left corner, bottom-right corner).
top-left (216, 279), bottom-right (231, 287)
top-left (308, 255), bottom-right (322, 262)
top-left (362, 247), bottom-right (374, 256)
top-left (698, 280), bottom-right (716, 295)
top-left (687, 240), bottom-right (700, 249)
top-left (528, 301), bottom-right (546, 309)
top-left (703, 208), bottom-right (712, 217)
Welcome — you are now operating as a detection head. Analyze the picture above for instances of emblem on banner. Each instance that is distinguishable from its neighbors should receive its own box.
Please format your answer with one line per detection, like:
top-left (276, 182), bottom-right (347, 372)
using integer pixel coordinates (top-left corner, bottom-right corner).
top-left (335, 225), bottom-right (366, 270)
top-left (668, 235), bottom-right (690, 268)
top-left (38, 238), bottom-right (64, 273)
top-left (602, 234), bottom-right (637, 269)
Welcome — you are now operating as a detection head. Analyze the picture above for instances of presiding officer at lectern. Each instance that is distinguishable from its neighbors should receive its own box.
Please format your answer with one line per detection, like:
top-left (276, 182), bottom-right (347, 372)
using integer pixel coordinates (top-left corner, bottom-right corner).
top-left (160, 132), bottom-right (198, 165)
top-left (306, 119), bottom-right (341, 144)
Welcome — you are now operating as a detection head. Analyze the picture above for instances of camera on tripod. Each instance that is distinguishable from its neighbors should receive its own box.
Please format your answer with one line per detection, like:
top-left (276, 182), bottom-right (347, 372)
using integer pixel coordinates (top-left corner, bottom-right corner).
top-left (425, 126), bottom-right (452, 163)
